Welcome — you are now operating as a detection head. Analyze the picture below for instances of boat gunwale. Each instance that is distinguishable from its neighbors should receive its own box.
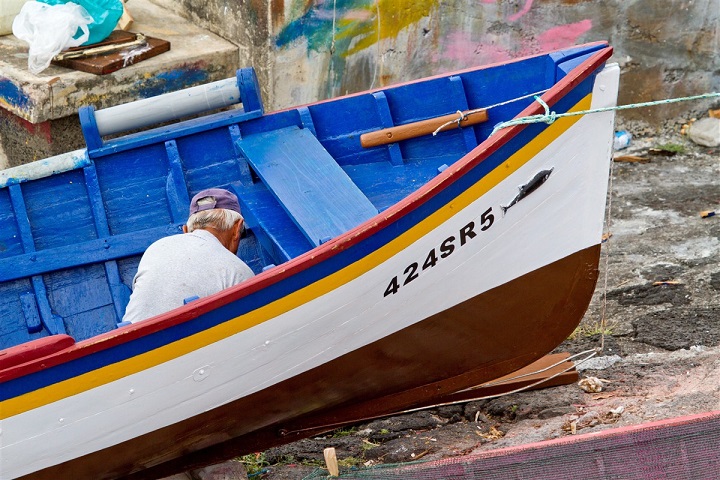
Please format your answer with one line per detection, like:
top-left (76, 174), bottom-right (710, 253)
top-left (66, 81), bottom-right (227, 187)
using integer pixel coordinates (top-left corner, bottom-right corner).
top-left (0, 44), bottom-right (613, 384)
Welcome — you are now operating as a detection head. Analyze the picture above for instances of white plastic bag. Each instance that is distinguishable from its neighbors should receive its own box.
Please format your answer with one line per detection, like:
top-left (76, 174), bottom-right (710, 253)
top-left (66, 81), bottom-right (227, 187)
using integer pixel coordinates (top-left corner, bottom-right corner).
top-left (12, 1), bottom-right (92, 74)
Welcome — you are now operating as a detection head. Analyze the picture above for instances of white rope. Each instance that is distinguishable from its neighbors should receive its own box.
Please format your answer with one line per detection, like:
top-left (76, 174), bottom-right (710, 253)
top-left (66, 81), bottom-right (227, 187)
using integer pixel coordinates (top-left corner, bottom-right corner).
top-left (432, 88), bottom-right (550, 136)
top-left (390, 349), bottom-right (599, 415)
top-left (491, 91), bottom-right (720, 135)
top-left (599, 140), bottom-right (616, 353)
top-left (282, 349), bottom-right (598, 435)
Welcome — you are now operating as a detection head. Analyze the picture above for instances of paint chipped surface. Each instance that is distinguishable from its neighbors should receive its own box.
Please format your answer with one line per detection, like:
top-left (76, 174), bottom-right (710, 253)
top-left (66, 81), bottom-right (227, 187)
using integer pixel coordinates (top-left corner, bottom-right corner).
top-left (0, 149), bottom-right (89, 189)
top-left (0, 77), bottom-right (31, 112)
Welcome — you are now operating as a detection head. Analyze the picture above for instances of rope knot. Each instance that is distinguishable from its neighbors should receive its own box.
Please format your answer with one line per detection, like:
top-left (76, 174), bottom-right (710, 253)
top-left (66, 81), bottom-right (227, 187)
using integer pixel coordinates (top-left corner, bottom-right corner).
top-left (534, 96), bottom-right (557, 124)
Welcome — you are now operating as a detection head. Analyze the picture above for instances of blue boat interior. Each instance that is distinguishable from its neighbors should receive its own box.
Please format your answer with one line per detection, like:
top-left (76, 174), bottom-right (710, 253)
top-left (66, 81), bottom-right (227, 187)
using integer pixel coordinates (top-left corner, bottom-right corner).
top-left (0, 44), bottom-right (607, 350)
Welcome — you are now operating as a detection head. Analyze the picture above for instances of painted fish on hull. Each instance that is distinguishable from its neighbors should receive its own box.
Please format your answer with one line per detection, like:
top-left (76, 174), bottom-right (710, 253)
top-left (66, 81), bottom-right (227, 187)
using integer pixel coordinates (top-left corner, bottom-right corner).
top-left (501, 168), bottom-right (554, 214)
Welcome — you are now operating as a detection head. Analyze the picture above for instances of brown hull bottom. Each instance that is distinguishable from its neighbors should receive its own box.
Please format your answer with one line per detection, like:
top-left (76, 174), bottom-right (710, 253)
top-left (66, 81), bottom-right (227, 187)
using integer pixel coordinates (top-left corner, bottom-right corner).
top-left (26, 244), bottom-right (600, 480)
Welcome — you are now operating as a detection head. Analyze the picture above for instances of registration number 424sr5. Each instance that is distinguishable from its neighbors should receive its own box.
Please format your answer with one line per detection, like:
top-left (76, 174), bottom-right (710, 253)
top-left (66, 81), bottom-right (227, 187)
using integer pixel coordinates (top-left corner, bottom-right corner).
top-left (383, 207), bottom-right (495, 297)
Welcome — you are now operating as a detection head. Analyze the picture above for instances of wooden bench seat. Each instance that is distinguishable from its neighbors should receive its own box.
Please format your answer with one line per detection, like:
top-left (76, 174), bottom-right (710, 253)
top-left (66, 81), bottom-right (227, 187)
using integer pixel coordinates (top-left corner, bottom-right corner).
top-left (236, 126), bottom-right (378, 261)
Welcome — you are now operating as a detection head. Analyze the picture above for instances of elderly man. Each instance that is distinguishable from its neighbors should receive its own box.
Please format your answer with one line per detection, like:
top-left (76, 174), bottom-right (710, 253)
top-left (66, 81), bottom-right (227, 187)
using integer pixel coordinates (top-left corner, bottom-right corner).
top-left (122, 188), bottom-right (254, 324)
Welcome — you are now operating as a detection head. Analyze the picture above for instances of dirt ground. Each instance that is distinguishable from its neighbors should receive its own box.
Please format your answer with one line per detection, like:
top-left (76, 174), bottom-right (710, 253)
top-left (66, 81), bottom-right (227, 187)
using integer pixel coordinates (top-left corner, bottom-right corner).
top-left (237, 121), bottom-right (720, 479)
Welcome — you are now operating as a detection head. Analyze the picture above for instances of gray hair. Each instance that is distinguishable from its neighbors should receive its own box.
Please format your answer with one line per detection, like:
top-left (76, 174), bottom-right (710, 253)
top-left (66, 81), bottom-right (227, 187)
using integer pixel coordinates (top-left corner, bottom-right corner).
top-left (186, 208), bottom-right (243, 233)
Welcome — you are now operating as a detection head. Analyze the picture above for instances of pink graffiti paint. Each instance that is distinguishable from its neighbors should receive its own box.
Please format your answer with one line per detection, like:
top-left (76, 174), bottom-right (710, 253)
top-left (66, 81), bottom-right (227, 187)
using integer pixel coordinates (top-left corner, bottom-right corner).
top-left (508, 0), bottom-right (534, 21)
top-left (435, 32), bottom-right (512, 66)
top-left (537, 19), bottom-right (593, 51)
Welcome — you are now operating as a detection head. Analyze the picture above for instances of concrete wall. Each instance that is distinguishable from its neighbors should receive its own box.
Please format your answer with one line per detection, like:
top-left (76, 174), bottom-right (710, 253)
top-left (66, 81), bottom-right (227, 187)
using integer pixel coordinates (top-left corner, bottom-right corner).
top-left (0, 0), bottom-right (238, 168)
top-left (150, 0), bottom-right (720, 128)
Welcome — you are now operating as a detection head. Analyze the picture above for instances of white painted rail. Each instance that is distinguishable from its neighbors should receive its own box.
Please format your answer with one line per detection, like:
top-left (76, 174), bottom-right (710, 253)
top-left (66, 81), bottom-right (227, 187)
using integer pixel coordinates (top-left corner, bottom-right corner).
top-left (94, 77), bottom-right (242, 136)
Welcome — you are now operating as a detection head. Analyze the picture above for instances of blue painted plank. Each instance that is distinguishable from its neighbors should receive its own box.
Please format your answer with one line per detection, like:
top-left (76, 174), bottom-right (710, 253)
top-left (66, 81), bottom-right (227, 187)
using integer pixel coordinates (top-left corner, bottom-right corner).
top-left (172, 127), bottom-right (253, 195)
top-left (0, 188), bottom-right (23, 259)
top-left (0, 279), bottom-right (32, 335)
top-left (83, 162), bottom-right (133, 323)
top-left (372, 92), bottom-right (404, 166)
top-left (164, 140), bottom-right (191, 223)
top-left (62, 305), bottom-right (117, 341)
top-left (31, 275), bottom-right (65, 335)
top-left (231, 184), bottom-right (312, 263)
top-left (237, 67), bottom-right (264, 114)
top-left (93, 144), bottom-right (174, 234)
top-left (238, 126), bottom-right (378, 246)
top-left (0, 224), bottom-right (183, 283)
top-left (22, 169), bottom-right (97, 250)
top-left (236, 231), bottom-right (275, 275)
top-left (8, 184), bottom-right (36, 253)
top-left (45, 264), bottom-right (114, 319)
top-left (87, 108), bottom-right (263, 159)
top-left (228, 125), bottom-right (253, 186)
top-left (20, 292), bottom-right (42, 333)
top-left (297, 107), bottom-right (317, 137)
top-left (345, 153), bottom-right (460, 212)
top-left (448, 75), bottom-right (479, 152)
top-left (8, 184), bottom-right (67, 335)
top-left (105, 260), bottom-right (131, 322)
top-left (549, 44), bottom-right (606, 81)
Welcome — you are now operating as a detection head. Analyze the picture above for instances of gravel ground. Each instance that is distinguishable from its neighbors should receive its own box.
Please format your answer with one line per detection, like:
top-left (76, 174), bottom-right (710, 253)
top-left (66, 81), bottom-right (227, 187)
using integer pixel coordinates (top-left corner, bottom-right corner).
top-left (201, 124), bottom-right (720, 480)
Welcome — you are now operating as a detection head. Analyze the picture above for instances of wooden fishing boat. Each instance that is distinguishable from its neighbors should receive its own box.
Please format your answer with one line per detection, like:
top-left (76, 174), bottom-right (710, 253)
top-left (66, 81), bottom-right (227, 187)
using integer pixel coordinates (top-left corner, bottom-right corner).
top-left (0, 42), bottom-right (619, 479)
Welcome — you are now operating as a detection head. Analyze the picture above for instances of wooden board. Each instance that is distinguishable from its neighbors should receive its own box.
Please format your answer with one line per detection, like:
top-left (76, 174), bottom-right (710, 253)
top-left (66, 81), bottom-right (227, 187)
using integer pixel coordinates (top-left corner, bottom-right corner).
top-left (239, 126), bottom-right (378, 247)
top-left (52, 31), bottom-right (170, 75)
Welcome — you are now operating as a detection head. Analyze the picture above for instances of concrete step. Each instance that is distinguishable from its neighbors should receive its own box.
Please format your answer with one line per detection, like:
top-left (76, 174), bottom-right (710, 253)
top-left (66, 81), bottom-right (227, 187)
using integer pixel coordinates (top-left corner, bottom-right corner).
top-left (0, 0), bottom-right (239, 168)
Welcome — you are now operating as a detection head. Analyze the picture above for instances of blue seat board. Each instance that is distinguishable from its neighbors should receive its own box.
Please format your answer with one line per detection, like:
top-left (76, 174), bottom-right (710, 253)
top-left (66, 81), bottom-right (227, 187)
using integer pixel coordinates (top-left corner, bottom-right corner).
top-left (238, 126), bottom-right (378, 247)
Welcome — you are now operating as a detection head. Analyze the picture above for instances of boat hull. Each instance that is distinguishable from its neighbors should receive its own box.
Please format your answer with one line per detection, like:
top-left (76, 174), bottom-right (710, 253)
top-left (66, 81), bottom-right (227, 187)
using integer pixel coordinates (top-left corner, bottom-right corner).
top-left (2, 47), bottom-right (619, 479)
top-left (30, 244), bottom-right (599, 480)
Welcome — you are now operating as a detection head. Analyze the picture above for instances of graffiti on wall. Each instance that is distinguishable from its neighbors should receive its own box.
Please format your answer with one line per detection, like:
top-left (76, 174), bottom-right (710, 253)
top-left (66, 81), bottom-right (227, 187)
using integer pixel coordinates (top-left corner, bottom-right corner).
top-left (276, 0), bottom-right (440, 57)
top-left (273, 0), bottom-right (593, 101)
top-left (276, 0), bottom-right (591, 61)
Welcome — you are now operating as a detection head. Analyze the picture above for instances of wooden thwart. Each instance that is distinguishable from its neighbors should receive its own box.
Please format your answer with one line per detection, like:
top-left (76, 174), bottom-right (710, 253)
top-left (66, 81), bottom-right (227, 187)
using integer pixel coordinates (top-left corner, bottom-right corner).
top-left (360, 109), bottom-right (488, 148)
top-left (239, 126), bottom-right (378, 247)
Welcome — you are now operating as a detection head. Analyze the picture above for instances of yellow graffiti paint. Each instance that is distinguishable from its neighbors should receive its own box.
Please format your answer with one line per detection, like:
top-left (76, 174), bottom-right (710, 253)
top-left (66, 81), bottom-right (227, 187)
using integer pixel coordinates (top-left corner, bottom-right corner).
top-left (340, 0), bottom-right (439, 56)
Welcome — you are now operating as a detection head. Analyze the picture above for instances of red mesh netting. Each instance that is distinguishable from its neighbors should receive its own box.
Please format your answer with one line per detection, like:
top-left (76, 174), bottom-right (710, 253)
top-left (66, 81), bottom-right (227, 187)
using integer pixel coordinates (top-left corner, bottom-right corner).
top-left (317, 411), bottom-right (720, 479)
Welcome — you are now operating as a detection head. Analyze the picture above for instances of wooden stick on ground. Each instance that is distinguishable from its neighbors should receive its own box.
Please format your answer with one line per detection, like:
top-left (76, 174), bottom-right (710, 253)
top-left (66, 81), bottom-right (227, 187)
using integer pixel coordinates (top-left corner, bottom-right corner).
top-left (324, 447), bottom-right (339, 477)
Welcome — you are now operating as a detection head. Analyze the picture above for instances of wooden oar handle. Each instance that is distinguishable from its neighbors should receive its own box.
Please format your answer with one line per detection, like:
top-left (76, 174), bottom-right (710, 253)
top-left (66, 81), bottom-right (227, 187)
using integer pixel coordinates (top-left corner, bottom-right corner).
top-left (360, 109), bottom-right (488, 148)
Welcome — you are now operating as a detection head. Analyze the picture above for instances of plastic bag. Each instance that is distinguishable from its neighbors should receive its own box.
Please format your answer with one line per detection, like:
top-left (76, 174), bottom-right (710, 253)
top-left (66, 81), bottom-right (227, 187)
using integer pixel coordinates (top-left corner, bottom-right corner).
top-left (39, 0), bottom-right (123, 45)
top-left (12, 1), bottom-right (92, 74)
